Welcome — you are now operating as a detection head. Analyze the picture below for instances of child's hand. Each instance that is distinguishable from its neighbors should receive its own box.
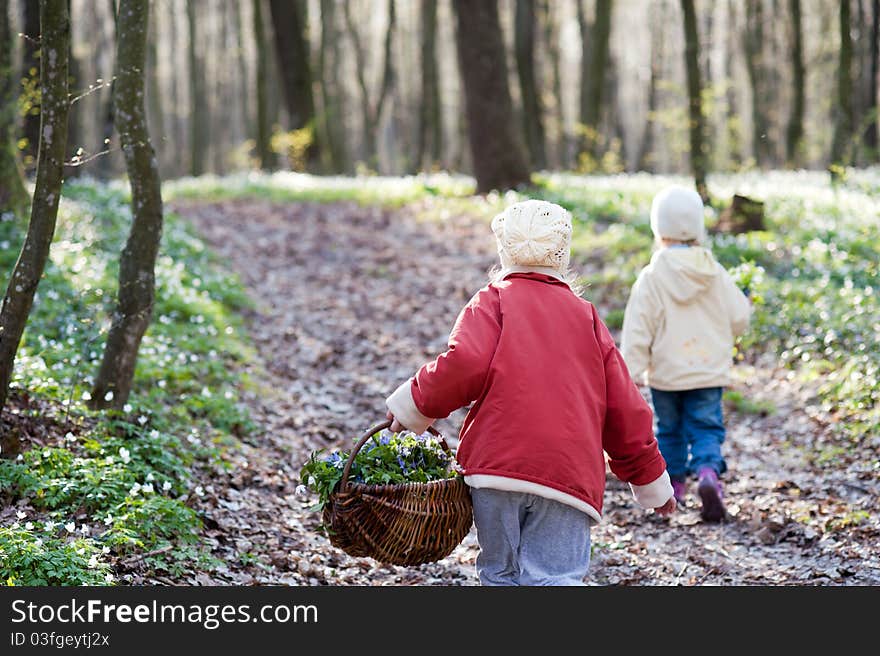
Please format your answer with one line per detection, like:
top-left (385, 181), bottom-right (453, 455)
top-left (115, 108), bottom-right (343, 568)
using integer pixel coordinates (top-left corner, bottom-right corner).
top-left (653, 497), bottom-right (676, 517)
top-left (386, 410), bottom-right (404, 433)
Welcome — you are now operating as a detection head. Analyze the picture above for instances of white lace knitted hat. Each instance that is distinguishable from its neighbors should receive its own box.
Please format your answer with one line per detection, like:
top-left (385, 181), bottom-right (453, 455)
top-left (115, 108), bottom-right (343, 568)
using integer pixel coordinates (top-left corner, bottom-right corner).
top-left (491, 200), bottom-right (573, 273)
top-left (650, 185), bottom-right (705, 242)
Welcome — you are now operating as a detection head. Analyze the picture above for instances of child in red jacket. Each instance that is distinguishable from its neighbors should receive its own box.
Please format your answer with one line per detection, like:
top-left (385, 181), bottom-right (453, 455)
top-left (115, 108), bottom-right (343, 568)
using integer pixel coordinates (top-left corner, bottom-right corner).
top-left (386, 199), bottom-right (675, 586)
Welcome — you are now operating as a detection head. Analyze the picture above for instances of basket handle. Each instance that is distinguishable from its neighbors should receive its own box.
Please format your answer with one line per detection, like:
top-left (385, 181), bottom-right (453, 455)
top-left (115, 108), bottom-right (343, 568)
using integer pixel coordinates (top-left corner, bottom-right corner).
top-left (339, 420), bottom-right (446, 491)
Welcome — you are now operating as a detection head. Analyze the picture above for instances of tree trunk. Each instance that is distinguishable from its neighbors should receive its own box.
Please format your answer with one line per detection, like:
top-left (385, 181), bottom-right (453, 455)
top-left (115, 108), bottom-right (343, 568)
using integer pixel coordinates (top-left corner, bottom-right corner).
top-left (865, 0), bottom-right (879, 158)
top-left (268, 0), bottom-right (318, 167)
top-left (539, 0), bottom-right (565, 169)
top-left (318, 0), bottom-right (347, 173)
top-left (64, 0), bottom-right (82, 179)
top-left (831, 0), bottom-right (854, 173)
top-left (581, 0), bottom-right (612, 163)
top-left (415, 0), bottom-right (441, 172)
top-left (187, 0), bottom-right (207, 176)
top-left (253, 0), bottom-right (273, 169)
top-left (95, 0), bottom-right (117, 179)
top-left (21, 0), bottom-right (41, 170)
top-left (0, 0), bottom-right (69, 411)
top-left (681, 0), bottom-right (709, 202)
top-left (0, 0), bottom-right (29, 218)
top-left (343, 0), bottom-right (396, 171)
top-left (146, 5), bottom-right (164, 168)
top-left (638, 3), bottom-right (664, 172)
top-left (725, 0), bottom-right (742, 168)
top-left (451, 0), bottom-right (530, 193)
top-left (744, 0), bottom-right (770, 167)
top-left (786, 0), bottom-right (806, 167)
top-left (515, 0), bottom-right (546, 170)
top-left (90, 0), bottom-right (163, 410)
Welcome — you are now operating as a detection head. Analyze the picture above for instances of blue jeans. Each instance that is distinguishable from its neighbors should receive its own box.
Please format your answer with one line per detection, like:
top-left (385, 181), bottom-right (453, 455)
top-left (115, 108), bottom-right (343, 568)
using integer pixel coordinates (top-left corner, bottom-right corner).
top-left (470, 488), bottom-right (591, 586)
top-left (650, 387), bottom-right (727, 480)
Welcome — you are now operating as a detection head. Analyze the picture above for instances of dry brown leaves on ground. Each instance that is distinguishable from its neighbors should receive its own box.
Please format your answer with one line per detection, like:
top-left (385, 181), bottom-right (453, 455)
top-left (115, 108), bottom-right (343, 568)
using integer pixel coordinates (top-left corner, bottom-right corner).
top-left (161, 198), bottom-right (880, 586)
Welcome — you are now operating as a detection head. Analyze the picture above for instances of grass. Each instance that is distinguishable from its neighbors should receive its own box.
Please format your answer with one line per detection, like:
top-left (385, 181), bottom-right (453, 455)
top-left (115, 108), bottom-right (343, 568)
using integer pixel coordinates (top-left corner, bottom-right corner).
top-left (0, 179), bottom-right (255, 585)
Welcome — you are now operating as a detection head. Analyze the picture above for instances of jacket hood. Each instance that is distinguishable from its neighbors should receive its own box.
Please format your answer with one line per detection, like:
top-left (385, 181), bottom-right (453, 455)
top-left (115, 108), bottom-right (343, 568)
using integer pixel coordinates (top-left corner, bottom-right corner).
top-left (650, 246), bottom-right (719, 304)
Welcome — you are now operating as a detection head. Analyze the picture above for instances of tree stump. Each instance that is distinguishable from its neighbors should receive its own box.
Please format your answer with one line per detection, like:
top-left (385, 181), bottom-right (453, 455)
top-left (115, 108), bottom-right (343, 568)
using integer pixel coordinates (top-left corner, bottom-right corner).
top-left (713, 195), bottom-right (766, 234)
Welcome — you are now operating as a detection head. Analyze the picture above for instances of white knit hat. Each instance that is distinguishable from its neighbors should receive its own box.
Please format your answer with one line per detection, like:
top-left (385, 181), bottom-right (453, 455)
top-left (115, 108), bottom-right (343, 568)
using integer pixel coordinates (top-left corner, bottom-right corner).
top-left (650, 185), bottom-right (705, 242)
top-left (491, 200), bottom-right (572, 272)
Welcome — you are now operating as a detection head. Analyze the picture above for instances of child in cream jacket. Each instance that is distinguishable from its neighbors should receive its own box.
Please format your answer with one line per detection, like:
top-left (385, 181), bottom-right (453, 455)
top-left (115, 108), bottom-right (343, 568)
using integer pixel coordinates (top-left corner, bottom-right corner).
top-left (621, 185), bottom-right (751, 522)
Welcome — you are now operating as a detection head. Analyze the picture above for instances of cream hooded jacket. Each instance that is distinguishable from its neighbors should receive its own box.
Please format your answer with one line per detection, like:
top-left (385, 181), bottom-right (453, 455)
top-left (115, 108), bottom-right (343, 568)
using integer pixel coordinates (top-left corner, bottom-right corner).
top-left (621, 246), bottom-right (752, 391)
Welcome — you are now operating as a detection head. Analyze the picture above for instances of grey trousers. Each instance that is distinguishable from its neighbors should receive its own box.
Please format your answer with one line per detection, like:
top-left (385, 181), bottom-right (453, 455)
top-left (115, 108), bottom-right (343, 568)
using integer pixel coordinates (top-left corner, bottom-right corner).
top-left (470, 487), bottom-right (592, 586)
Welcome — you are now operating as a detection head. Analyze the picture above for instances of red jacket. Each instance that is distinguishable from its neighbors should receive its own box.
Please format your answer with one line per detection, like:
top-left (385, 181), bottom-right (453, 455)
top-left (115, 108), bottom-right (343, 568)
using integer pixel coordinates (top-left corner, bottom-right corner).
top-left (386, 271), bottom-right (672, 522)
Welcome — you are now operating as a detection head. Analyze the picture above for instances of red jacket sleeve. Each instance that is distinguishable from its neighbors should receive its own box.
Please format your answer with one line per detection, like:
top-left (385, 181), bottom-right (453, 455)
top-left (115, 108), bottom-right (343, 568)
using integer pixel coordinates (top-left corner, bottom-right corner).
top-left (411, 286), bottom-right (502, 420)
top-left (593, 306), bottom-right (668, 486)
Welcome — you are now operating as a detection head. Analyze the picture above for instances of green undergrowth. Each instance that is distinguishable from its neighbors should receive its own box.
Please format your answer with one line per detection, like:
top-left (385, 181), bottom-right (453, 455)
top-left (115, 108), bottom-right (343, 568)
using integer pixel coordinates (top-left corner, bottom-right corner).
top-left (0, 179), bottom-right (256, 585)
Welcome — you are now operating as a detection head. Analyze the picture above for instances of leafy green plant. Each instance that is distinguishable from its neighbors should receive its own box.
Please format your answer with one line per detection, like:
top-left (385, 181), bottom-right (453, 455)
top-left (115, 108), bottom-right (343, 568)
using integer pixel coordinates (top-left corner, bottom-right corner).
top-left (300, 429), bottom-right (460, 510)
top-left (0, 527), bottom-right (112, 586)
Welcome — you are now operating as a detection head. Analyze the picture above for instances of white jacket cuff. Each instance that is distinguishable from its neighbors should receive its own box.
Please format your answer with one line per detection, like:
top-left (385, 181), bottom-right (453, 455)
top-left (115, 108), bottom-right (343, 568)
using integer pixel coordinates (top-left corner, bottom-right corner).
top-left (630, 470), bottom-right (674, 509)
top-left (385, 378), bottom-right (434, 435)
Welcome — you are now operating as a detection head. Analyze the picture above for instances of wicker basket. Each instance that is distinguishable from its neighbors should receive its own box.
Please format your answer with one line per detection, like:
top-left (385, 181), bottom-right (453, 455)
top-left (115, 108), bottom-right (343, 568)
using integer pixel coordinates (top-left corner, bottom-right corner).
top-left (321, 419), bottom-right (473, 566)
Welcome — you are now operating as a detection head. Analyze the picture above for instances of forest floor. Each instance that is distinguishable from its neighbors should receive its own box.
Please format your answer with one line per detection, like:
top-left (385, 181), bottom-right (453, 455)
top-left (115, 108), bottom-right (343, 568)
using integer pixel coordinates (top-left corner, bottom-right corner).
top-left (168, 197), bottom-right (880, 586)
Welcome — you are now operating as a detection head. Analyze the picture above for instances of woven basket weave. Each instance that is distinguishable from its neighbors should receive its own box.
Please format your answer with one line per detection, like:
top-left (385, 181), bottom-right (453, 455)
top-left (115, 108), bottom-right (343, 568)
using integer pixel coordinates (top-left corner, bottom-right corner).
top-left (322, 420), bottom-right (473, 566)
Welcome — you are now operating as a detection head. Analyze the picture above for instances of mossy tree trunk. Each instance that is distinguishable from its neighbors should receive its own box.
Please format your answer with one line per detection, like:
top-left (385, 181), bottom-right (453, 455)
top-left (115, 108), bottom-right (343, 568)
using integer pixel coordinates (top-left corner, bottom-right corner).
top-left (451, 0), bottom-right (530, 193)
top-left (20, 0), bottom-right (41, 170)
top-left (0, 0), bottom-right (69, 411)
top-left (0, 0), bottom-right (30, 219)
top-left (681, 0), bottom-right (709, 202)
top-left (90, 0), bottom-right (164, 410)
top-left (830, 0), bottom-right (854, 175)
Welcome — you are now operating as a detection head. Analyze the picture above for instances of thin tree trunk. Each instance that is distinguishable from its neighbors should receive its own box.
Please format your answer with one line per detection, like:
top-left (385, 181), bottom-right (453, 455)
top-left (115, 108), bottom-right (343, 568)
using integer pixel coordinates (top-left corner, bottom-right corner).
top-left (539, 0), bottom-right (565, 169)
top-left (515, 0), bottom-right (546, 170)
top-left (21, 0), bottom-right (41, 169)
top-left (681, 0), bottom-right (709, 202)
top-left (451, 0), bottom-right (530, 193)
top-left (582, 0), bottom-right (612, 163)
top-left (90, 0), bottom-right (164, 410)
top-left (343, 0), bottom-right (396, 171)
top-left (744, 0), bottom-right (770, 167)
top-left (253, 0), bottom-right (273, 169)
top-left (234, 0), bottom-right (251, 140)
top-left (318, 0), bottom-right (346, 173)
top-left (96, 0), bottom-right (117, 179)
top-left (415, 0), bottom-right (440, 172)
top-left (638, 3), bottom-right (664, 172)
top-left (187, 0), bottom-right (207, 176)
top-left (65, 0), bottom-right (82, 178)
top-left (146, 5), bottom-right (164, 169)
top-left (725, 0), bottom-right (742, 168)
top-left (0, 0), bottom-right (29, 218)
top-left (831, 0), bottom-right (854, 173)
top-left (268, 0), bottom-right (318, 167)
top-left (786, 0), bottom-right (806, 167)
top-left (865, 0), bottom-right (879, 157)
top-left (576, 0), bottom-right (591, 157)
top-left (0, 0), bottom-right (70, 411)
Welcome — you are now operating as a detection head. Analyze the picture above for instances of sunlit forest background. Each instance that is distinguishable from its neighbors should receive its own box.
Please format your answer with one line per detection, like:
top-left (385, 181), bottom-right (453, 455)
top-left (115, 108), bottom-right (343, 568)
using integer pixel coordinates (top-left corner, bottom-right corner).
top-left (6, 0), bottom-right (878, 181)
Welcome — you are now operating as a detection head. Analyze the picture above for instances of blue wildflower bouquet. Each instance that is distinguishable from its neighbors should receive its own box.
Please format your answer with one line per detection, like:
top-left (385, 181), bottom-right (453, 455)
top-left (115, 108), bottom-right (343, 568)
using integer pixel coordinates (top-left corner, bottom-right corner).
top-left (299, 429), bottom-right (460, 511)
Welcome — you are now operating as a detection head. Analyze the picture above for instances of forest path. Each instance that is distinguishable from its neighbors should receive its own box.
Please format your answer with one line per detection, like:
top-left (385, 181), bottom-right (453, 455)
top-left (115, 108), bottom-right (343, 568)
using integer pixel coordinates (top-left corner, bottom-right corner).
top-left (168, 198), bottom-right (880, 586)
